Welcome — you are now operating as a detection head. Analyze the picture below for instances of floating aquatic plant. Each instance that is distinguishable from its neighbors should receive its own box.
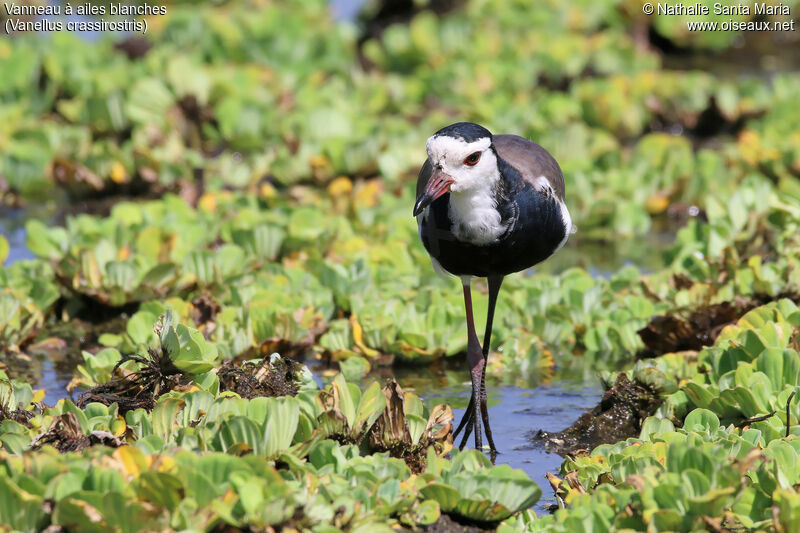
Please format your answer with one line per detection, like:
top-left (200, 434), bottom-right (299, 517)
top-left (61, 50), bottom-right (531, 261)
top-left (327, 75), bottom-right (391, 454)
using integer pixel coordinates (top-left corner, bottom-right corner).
top-left (4, 0), bottom-right (800, 531)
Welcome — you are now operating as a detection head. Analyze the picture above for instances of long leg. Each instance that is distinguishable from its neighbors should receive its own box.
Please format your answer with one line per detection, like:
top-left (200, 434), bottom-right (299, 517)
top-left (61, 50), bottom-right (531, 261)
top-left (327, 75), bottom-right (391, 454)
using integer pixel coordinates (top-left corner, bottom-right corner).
top-left (482, 276), bottom-right (503, 357)
top-left (454, 277), bottom-right (484, 450)
top-left (480, 275), bottom-right (503, 459)
top-left (453, 395), bottom-right (474, 439)
top-left (455, 276), bottom-right (504, 451)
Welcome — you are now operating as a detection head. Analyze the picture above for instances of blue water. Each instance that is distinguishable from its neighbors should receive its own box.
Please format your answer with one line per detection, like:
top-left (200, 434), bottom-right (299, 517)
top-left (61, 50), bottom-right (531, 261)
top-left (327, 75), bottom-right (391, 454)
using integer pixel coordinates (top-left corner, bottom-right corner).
top-left (40, 358), bottom-right (75, 405)
top-left (410, 377), bottom-right (600, 511)
top-left (1, 208), bottom-right (36, 264)
top-left (330, 0), bottom-right (366, 21)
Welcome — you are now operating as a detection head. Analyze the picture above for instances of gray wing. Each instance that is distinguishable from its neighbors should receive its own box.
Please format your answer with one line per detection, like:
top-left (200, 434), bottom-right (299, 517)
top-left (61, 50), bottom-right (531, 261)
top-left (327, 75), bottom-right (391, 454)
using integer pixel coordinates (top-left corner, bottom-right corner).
top-left (493, 134), bottom-right (565, 200)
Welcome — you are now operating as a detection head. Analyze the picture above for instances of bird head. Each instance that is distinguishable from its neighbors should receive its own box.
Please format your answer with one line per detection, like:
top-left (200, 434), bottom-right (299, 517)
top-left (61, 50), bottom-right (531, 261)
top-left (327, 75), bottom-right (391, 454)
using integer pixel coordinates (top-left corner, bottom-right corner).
top-left (413, 122), bottom-right (498, 216)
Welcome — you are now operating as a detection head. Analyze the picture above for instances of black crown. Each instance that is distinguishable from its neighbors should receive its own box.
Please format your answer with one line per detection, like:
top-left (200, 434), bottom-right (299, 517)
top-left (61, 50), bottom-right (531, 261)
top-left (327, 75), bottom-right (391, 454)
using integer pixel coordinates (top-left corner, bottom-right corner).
top-left (434, 122), bottom-right (493, 143)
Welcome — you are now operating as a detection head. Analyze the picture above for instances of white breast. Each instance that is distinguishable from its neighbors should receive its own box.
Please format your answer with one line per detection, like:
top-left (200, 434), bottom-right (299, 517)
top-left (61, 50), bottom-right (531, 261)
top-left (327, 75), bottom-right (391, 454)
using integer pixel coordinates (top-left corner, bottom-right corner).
top-left (447, 187), bottom-right (507, 245)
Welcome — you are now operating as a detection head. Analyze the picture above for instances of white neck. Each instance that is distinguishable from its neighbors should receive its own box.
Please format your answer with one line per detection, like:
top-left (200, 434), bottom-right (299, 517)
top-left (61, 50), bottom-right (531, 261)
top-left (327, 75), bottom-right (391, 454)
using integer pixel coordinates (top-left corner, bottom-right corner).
top-left (448, 170), bottom-right (506, 245)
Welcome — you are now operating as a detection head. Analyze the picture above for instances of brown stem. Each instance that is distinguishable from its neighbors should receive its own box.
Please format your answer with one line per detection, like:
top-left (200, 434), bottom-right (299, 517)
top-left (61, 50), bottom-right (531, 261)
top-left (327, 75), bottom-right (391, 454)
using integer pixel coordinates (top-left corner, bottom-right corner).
top-left (735, 411), bottom-right (776, 428)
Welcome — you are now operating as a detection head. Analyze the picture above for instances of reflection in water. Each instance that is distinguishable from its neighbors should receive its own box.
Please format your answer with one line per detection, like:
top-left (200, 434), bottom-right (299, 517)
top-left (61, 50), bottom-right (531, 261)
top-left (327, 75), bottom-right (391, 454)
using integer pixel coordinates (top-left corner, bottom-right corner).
top-left (40, 358), bottom-right (76, 405)
top-left (327, 362), bottom-right (603, 510)
top-left (427, 382), bottom-right (601, 510)
top-left (3, 345), bottom-right (81, 405)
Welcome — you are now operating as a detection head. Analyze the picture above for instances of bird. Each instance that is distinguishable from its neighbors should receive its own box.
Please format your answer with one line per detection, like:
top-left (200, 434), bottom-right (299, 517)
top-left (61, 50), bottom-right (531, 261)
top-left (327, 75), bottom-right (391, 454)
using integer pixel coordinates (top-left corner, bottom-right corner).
top-left (413, 122), bottom-right (571, 457)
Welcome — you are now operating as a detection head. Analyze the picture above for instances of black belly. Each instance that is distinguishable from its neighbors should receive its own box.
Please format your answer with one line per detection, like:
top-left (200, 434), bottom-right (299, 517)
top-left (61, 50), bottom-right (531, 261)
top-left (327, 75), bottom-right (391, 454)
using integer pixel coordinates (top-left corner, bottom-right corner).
top-left (418, 190), bottom-right (566, 277)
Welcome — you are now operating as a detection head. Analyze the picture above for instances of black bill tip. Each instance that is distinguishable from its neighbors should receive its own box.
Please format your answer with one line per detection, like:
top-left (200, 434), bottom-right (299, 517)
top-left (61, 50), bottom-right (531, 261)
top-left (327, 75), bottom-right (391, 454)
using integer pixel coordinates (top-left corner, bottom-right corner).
top-left (413, 194), bottom-right (431, 217)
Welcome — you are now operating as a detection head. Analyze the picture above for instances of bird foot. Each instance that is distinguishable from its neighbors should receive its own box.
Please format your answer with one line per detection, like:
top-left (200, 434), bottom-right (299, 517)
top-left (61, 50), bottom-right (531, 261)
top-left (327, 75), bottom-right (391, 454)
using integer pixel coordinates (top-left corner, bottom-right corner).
top-left (452, 358), bottom-right (497, 462)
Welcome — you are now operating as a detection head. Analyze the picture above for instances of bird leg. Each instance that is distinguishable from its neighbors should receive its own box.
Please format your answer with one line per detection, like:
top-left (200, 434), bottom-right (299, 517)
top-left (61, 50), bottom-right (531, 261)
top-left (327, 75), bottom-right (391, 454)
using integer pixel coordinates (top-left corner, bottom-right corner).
top-left (454, 278), bottom-right (484, 451)
top-left (454, 276), bottom-right (504, 459)
top-left (479, 275), bottom-right (503, 460)
top-left (453, 395), bottom-right (475, 440)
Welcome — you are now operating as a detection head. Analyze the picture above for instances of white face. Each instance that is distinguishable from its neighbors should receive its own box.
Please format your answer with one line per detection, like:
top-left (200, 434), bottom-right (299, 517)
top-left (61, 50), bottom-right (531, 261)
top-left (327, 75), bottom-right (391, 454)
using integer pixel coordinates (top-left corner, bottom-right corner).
top-left (425, 135), bottom-right (499, 193)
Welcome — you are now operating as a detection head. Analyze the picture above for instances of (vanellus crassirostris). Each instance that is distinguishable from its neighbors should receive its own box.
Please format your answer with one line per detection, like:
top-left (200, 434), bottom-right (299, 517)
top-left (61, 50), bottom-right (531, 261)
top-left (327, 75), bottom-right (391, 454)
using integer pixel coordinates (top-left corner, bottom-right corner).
top-left (413, 122), bottom-right (571, 457)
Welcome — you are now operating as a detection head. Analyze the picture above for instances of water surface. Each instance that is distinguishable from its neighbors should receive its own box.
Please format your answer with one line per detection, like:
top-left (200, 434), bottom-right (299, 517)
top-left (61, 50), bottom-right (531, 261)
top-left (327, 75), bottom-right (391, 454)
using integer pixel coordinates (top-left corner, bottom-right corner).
top-left (416, 376), bottom-right (601, 511)
top-left (1, 208), bottom-right (37, 264)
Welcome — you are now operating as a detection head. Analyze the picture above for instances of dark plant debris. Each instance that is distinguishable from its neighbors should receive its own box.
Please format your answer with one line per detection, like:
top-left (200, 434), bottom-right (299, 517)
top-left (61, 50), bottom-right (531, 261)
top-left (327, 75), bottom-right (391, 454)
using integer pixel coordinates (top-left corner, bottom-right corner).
top-left (0, 403), bottom-right (34, 428)
top-left (0, 377), bottom-right (36, 427)
top-left (30, 411), bottom-right (123, 453)
top-left (77, 348), bottom-right (185, 413)
top-left (31, 412), bottom-right (89, 453)
top-left (217, 357), bottom-right (302, 399)
top-left (532, 374), bottom-right (663, 455)
top-left (409, 513), bottom-right (495, 533)
top-left (113, 35), bottom-right (152, 59)
top-left (637, 291), bottom-right (800, 357)
top-left (368, 380), bottom-right (428, 474)
top-left (368, 380), bottom-right (454, 474)
top-left (191, 293), bottom-right (221, 327)
top-left (735, 411), bottom-right (776, 429)
top-left (637, 300), bottom-right (748, 355)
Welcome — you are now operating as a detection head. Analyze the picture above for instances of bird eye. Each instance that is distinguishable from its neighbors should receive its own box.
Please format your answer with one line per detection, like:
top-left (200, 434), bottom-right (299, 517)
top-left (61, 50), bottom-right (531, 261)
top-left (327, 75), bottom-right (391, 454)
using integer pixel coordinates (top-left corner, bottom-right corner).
top-left (464, 152), bottom-right (481, 166)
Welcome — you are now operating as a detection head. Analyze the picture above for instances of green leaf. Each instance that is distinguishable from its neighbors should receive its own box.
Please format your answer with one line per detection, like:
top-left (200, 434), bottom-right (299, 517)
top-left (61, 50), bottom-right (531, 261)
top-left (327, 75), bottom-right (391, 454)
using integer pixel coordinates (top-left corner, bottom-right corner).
top-left (407, 414), bottom-right (427, 446)
top-left (403, 393), bottom-right (424, 418)
top-left (331, 373), bottom-right (356, 429)
top-left (126, 311), bottom-right (158, 347)
top-left (401, 500), bottom-right (440, 526)
top-left (232, 224), bottom-right (285, 261)
top-left (25, 220), bottom-right (65, 259)
top-left (159, 321), bottom-right (219, 374)
top-left (353, 380), bottom-right (386, 436)
top-left (683, 409), bottom-right (720, 434)
top-left (152, 397), bottom-right (186, 443)
top-left (52, 497), bottom-right (108, 533)
top-left (640, 416), bottom-right (675, 440)
top-left (420, 482), bottom-right (461, 512)
top-left (0, 235), bottom-right (8, 264)
top-left (773, 489), bottom-right (800, 532)
top-left (263, 397), bottom-right (300, 458)
top-left (340, 356), bottom-right (370, 381)
top-left (215, 416), bottom-right (261, 454)
top-left (683, 381), bottom-right (714, 409)
top-left (133, 472), bottom-right (183, 509)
